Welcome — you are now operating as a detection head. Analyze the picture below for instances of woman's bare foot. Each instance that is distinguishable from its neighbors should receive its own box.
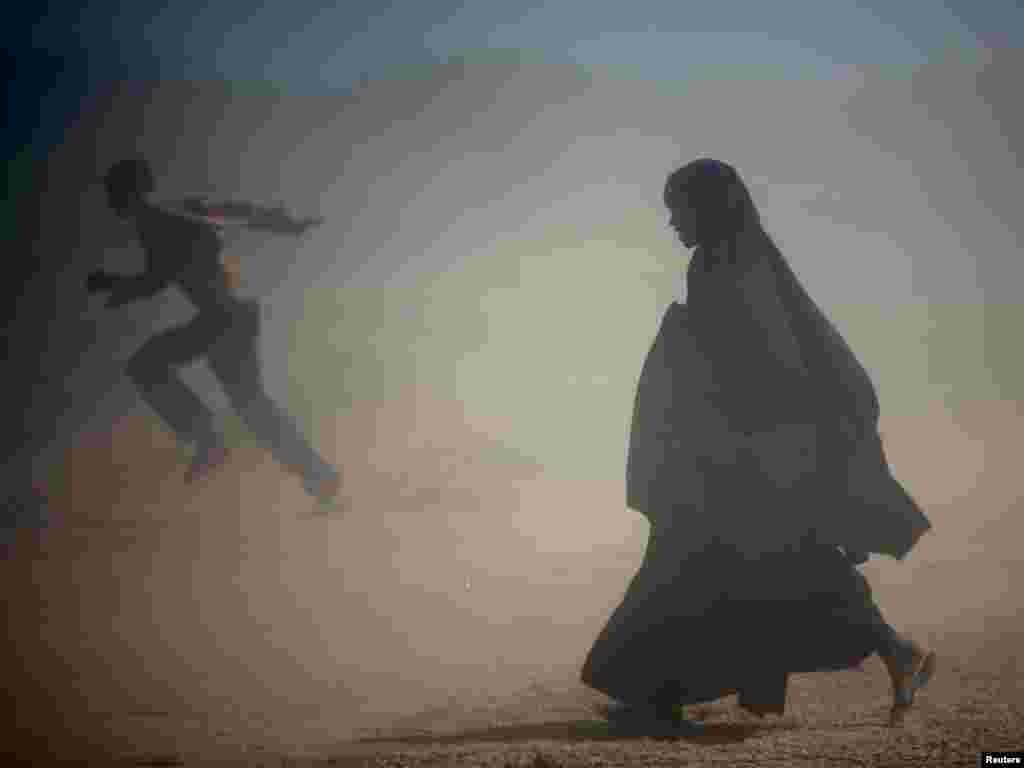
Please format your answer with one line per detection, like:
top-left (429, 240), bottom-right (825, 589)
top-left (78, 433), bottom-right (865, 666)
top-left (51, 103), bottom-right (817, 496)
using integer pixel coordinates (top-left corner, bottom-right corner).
top-left (883, 641), bottom-right (937, 727)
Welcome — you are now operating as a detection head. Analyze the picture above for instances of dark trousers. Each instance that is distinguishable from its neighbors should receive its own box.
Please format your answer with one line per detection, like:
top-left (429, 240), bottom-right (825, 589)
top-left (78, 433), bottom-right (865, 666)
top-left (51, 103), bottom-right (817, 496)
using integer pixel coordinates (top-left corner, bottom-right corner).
top-left (124, 301), bottom-right (332, 486)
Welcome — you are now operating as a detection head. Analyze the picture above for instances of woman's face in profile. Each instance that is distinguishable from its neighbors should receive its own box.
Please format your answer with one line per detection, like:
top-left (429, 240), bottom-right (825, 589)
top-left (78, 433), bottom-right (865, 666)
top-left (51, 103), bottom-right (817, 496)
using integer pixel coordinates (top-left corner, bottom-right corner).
top-left (665, 192), bottom-right (699, 249)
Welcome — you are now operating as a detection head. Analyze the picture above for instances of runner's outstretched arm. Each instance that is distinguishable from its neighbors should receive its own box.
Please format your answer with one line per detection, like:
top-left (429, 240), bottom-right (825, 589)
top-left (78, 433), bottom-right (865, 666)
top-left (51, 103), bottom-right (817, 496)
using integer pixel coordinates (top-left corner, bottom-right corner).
top-left (181, 197), bottom-right (323, 235)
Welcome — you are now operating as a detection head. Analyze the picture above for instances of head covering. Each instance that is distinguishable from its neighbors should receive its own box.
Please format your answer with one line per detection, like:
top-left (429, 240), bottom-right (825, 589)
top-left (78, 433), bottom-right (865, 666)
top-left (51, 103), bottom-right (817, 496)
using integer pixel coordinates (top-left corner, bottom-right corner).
top-left (647, 158), bottom-right (929, 560)
top-left (664, 158), bottom-right (760, 251)
top-left (671, 157), bottom-right (881, 430)
top-left (103, 156), bottom-right (154, 208)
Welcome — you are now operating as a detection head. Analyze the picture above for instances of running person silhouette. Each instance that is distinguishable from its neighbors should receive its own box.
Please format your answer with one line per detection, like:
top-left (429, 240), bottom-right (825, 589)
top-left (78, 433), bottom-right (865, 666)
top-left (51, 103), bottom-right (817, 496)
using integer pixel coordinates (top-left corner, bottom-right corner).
top-left (87, 157), bottom-right (340, 505)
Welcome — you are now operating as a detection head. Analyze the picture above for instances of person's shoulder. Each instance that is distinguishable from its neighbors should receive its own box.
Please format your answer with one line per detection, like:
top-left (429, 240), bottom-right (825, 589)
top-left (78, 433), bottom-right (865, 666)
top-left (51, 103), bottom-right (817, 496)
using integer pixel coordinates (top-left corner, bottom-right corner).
top-left (141, 201), bottom-right (188, 226)
top-left (699, 236), bottom-right (753, 281)
top-left (730, 227), bottom-right (777, 279)
top-left (148, 201), bottom-right (224, 238)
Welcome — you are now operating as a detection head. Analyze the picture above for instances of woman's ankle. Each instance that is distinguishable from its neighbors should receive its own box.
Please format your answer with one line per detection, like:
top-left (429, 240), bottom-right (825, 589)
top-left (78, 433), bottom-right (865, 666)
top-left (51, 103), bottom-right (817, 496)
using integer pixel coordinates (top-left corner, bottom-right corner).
top-left (881, 635), bottom-right (918, 672)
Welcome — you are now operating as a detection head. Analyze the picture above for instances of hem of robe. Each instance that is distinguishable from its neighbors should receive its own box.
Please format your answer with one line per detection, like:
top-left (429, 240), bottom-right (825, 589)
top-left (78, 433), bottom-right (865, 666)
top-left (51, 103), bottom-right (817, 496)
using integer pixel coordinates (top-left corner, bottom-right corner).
top-left (580, 544), bottom-right (882, 715)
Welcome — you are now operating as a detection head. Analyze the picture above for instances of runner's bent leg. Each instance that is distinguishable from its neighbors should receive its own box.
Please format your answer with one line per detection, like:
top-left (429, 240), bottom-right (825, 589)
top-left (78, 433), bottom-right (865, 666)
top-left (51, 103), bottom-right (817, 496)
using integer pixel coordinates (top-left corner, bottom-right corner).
top-left (125, 315), bottom-right (222, 448)
top-left (209, 326), bottom-right (337, 496)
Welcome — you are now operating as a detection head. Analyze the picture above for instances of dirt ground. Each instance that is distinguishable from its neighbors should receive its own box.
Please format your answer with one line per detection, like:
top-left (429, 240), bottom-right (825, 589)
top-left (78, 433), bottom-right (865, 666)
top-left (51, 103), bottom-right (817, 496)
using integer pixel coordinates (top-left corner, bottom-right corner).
top-left (2, 395), bottom-right (1021, 766)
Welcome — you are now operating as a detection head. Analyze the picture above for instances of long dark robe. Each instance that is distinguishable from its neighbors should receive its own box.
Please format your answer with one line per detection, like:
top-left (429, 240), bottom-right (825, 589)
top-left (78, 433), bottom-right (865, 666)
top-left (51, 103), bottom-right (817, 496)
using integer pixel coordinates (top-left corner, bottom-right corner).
top-left (688, 225), bottom-right (930, 558)
top-left (582, 221), bottom-right (930, 714)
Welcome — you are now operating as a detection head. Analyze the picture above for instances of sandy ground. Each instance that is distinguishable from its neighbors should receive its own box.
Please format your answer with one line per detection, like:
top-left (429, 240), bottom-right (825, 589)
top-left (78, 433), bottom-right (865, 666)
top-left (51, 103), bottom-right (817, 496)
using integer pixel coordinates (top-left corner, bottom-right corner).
top-left (2, 395), bottom-right (1021, 766)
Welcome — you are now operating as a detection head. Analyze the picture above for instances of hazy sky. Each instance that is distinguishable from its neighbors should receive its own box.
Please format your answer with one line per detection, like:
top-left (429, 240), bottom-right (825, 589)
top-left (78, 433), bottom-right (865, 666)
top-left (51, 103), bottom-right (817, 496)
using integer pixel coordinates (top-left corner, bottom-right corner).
top-left (22, 0), bottom-right (1023, 85)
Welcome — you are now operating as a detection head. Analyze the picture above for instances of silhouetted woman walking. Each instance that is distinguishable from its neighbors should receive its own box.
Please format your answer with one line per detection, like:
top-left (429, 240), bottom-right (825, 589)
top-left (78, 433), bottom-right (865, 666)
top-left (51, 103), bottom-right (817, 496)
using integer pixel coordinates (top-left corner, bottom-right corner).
top-left (581, 158), bottom-right (935, 735)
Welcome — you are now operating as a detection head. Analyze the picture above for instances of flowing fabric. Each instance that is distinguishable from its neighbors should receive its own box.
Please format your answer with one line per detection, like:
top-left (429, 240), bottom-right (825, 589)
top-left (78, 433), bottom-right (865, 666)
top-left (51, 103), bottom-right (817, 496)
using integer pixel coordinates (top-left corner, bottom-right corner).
top-left (583, 158), bottom-right (930, 715)
top-left (684, 223), bottom-right (930, 559)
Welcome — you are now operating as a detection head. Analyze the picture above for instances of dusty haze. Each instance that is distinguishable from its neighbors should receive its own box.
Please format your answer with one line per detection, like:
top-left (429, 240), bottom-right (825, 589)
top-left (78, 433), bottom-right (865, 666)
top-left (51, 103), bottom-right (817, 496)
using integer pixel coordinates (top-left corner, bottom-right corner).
top-left (3, 52), bottom-right (1022, 763)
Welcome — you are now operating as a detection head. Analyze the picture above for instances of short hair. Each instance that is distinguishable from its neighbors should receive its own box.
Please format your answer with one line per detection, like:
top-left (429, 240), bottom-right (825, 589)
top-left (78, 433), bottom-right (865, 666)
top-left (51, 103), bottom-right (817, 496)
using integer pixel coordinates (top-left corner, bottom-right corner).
top-left (103, 157), bottom-right (154, 203)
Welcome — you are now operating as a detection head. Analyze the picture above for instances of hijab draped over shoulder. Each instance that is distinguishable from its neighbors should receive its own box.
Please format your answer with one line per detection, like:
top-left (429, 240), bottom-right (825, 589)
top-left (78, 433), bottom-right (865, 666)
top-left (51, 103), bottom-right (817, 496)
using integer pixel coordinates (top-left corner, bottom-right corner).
top-left (626, 158), bottom-right (929, 559)
top-left (667, 158), bottom-right (878, 435)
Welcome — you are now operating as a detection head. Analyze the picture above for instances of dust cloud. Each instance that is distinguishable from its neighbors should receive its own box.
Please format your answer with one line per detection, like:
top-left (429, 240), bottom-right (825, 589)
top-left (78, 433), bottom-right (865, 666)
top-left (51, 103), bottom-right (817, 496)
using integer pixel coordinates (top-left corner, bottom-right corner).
top-left (3, 395), bottom-right (1021, 761)
top-left (5, 56), bottom-right (1022, 763)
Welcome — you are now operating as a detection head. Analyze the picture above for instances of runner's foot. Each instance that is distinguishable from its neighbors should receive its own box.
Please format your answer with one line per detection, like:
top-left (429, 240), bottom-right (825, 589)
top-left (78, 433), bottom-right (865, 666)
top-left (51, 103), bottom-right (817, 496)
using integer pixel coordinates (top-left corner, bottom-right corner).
top-left (184, 442), bottom-right (230, 485)
top-left (287, 464), bottom-right (342, 510)
top-left (311, 470), bottom-right (342, 510)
